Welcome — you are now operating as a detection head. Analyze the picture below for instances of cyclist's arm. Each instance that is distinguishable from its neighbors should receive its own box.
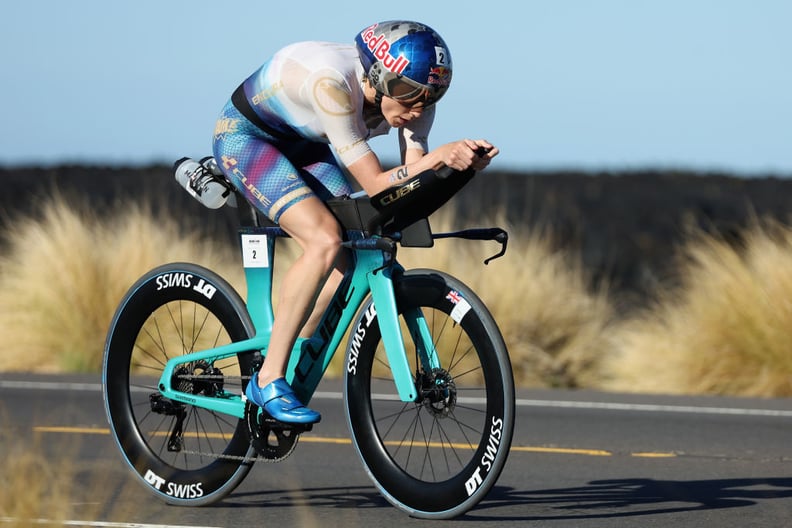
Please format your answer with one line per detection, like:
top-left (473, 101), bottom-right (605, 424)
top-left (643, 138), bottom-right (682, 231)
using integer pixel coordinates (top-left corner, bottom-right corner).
top-left (348, 139), bottom-right (498, 197)
top-left (303, 70), bottom-right (497, 195)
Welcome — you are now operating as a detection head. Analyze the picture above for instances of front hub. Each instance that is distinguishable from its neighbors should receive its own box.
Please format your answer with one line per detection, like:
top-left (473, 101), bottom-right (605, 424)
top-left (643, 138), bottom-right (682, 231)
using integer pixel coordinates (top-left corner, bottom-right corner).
top-left (418, 368), bottom-right (457, 417)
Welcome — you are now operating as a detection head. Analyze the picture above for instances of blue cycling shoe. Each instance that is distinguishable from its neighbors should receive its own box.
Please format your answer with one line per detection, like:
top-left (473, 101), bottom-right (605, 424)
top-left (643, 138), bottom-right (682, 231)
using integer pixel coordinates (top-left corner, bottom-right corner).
top-left (245, 373), bottom-right (321, 425)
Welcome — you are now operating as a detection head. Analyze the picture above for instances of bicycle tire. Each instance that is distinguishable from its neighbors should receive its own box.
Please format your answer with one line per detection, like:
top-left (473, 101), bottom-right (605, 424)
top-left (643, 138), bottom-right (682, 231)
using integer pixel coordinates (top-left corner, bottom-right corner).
top-left (344, 269), bottom-right (515, 519)
top-left (103, 262), bottom-right (257, 506)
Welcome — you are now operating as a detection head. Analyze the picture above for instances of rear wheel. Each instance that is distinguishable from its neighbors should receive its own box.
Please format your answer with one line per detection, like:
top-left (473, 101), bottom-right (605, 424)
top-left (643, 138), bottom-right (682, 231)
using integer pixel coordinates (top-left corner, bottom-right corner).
top-left (103, 263), bottom-right (257, 505)
top-left (344, 269), bottom-right (514, 519)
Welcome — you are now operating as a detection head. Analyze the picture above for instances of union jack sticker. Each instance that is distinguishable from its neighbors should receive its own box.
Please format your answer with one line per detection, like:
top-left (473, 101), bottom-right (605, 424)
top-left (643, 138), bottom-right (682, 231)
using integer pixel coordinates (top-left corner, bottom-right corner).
top-left (446, 290), bottom-right (462, 304)
top-left (446, 290), bottom-right (471, 323)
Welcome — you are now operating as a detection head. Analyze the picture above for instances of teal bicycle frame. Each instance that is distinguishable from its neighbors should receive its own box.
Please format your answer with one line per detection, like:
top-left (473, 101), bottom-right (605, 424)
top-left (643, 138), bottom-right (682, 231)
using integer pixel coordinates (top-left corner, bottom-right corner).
top-left (155, 225), bottom-right (438, 419)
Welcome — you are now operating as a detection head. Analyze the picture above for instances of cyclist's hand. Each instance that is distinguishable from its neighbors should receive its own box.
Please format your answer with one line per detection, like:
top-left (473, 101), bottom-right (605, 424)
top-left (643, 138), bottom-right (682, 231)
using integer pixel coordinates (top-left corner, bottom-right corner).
top-left (438, 139), bottom-right (498, 172)
top-left (469, 139), bottom-right (498, 171)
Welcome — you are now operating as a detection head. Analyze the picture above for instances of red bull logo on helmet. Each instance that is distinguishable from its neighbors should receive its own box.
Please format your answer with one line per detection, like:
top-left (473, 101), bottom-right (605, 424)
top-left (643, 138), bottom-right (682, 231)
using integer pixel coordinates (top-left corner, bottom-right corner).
top-left (360, 23), bottom-right (410, 75)
top-left (428, 66), bottom-right (451, 87)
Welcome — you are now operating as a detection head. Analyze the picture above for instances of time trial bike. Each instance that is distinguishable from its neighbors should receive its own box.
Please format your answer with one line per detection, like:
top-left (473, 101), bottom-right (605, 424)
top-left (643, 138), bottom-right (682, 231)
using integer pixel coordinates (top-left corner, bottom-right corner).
top-left (102, 157), bottom-right (515, 519)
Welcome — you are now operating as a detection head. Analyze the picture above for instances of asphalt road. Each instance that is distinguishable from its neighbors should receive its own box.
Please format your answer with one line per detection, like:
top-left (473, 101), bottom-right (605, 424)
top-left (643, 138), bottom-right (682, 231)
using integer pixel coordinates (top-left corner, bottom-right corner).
top-left (1, 373), bottom-right (791, 527)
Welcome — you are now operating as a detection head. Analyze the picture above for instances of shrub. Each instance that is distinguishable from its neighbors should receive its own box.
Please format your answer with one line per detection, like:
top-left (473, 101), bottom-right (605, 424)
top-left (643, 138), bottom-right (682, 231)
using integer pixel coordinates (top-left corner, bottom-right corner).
top-left (0, 194), bottom-right (243, 372)
top-left (606, 219), bottom-right (792, 397)
top-left (0, 195), bottom-right (615, 389)
top-left (399, 213), bottom-right (616, 388)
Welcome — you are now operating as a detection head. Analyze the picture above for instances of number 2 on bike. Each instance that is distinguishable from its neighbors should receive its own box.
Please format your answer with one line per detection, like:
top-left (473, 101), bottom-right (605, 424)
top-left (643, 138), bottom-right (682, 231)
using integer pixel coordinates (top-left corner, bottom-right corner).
top-left (102, 19), bottom-right (514, 520)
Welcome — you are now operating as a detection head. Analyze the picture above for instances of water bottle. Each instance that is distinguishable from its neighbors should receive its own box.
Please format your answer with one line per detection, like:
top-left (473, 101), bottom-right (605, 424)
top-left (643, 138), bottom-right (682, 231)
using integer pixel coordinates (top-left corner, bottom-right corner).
top-left (199, 155), bottom-right (223, 176)
top-left (173, 156), bottom-right (229, 209)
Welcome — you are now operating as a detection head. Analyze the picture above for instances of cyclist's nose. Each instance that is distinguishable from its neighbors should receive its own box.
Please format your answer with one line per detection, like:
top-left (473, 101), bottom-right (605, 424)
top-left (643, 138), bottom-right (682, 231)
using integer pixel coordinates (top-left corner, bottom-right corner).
top-left (405, 108), bottom-right (423, 120)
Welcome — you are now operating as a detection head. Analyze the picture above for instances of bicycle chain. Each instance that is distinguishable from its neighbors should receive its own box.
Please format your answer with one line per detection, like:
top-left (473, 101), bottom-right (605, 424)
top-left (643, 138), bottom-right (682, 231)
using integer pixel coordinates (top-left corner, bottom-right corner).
top-left (180, 448), bottom-right (300, 464)
top-left (180, 441), bottom-right (300, 464)
top-left (179, 449), bottom-right (259, 463)
top-left (174, 373), bottom-right (251, 382)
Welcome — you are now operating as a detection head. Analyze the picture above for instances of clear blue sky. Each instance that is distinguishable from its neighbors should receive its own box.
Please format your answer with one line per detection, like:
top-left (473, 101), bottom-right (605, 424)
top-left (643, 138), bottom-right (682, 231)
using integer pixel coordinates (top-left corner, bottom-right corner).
top-left (2, 0), bottom-right (790, 175)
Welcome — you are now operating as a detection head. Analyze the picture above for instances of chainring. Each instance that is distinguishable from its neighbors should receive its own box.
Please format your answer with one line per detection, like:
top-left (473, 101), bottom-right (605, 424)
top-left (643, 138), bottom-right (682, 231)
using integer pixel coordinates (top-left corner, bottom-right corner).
top-left (244, 402), bottom-right (310, 462)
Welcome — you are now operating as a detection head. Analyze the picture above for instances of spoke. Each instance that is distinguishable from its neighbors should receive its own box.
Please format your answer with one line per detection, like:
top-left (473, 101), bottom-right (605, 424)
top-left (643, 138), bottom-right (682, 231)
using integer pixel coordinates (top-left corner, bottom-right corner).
top-left (374, 406), bottom-right (415, 424)
top-left (210, 411), bottom-right (239, 432)
top-left (417, 409), bottom-right (436, 480)
top-left (130, 381), bottom-right (159, 392)
top-left (377, 401), bottom-right (414, 439)
top-left (187, 306), bottom-right (213, 354)
top-left (433, 415), bottom-right (466, 469)
top-left (137, 317), bottom-right (169, 367)
top-left (446, 328), bottom-right (465, 370)
top-left (450, 364), bottom-right (484, 382)
top-left (400, 406), bottom-right (423, 472)
top-left (163, 302), bottom-right (187, 355)
top-left (448, 409), bottom-right (480, 448)
top-left (149, 413), bottom-right (173, 458)
top-left (211, 320), bottom-right (225, 349)
top-left (447, 342), bottom-right (476, 374)
top-left (432, 416), bottom-right (454, 474)
top-left (131, 362), bottom-right (167, 375)
top-left (451, 403), bottom-right (488, 415)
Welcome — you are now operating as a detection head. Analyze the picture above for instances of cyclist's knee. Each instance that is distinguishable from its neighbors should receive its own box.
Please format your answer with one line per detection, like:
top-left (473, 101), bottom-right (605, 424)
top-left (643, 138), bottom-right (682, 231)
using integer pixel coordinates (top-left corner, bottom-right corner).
top-left (290, 215), bottom-right (342, 267)
top-left (305, 225), bottom-right (343, 268)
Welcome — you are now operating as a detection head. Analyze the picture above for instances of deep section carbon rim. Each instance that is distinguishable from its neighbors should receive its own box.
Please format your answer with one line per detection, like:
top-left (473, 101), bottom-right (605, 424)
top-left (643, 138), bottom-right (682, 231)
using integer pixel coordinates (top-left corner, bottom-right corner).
top-left (103, 264), bottom-right (256, 505)
top-left (345, 270), bottom-right (514, 518)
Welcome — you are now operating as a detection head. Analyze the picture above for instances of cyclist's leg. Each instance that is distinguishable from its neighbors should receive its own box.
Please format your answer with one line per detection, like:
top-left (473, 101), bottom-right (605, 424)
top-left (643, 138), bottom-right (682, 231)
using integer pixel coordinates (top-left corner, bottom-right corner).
top-left (265, 197), bottom-right (342, 383)
top-left (269, 142), bottom-right (353, 369)
top-left (281, 142), bottom-right (353, 339)
top-left (212, 104), bottom-right (350, 422)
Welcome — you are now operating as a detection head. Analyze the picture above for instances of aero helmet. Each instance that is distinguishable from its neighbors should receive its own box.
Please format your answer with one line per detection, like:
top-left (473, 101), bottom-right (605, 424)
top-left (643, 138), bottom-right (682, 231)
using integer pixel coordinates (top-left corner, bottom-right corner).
top-left (355, 20), bottom-right (452, 106)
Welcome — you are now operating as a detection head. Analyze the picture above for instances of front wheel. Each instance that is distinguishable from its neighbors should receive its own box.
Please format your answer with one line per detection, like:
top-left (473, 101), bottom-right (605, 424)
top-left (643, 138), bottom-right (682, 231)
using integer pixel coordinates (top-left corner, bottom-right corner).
top-left (344, 269), bottom-right (515, 519)
top-left (102, 263), bottom-right (257, 506)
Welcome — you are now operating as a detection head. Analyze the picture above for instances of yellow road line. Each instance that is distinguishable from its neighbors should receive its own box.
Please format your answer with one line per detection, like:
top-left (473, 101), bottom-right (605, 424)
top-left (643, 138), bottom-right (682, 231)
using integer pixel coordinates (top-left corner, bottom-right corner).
top-left (631, 451), bottom-right (677, 458)
top-left (512, 446), bottom-right (612, 456)
top-left (35, 426), bottom-right (110, 435)
top-left (32, 426), bottom-right (675, 458)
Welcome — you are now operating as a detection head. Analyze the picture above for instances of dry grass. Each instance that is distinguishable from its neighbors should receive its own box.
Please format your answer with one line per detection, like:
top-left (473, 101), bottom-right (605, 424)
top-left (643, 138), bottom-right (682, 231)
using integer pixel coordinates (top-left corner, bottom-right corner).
top-left (0, 194), bottom-right (244, 372)
top-left (0, 446), bottom-right (64, 523)
top-left (6, 194), bottom-right (792, 396)
top-left (399, 212), bottom-right (616, 388)
top-left (0, 418), bottom-right (72, 524)
top-left (0, 416), bottom-right (177, 526)
top-left (605, 219), bottom-right (792, 397)
top-left (0, 195), bottom-right (611, 389)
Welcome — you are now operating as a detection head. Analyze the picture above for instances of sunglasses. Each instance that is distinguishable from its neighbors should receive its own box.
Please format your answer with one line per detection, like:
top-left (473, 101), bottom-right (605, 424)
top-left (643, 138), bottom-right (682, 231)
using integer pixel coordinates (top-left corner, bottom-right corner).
top-left (384, 77), bottom-right (433, 105)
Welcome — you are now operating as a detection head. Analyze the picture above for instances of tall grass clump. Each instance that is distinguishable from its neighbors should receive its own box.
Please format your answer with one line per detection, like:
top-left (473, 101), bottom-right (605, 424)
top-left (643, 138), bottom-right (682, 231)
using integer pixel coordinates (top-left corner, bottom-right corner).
top-left (0, 417), bottom-right (153, 526)
top-left (606, 219), bottom-right (792, 397)
top-left (0, 422), bottom-right (71, 524)
top-left (399, 210), bottom-right (616, 388)
top-left (0, 193), bottom-right (243, 372)
top-left (0, 193), bottom-right (614, 388)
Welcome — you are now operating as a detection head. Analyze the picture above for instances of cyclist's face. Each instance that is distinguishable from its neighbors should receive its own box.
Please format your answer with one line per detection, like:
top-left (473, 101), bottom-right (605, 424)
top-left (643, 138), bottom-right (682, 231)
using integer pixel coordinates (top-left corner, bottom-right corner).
top-left (380, 96), bottom-right (428, 128)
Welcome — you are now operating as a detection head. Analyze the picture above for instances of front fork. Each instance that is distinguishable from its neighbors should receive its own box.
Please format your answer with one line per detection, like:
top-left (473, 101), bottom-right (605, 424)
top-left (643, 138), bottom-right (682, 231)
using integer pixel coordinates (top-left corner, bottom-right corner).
top-left (363, 254), bottom-right (440, 402)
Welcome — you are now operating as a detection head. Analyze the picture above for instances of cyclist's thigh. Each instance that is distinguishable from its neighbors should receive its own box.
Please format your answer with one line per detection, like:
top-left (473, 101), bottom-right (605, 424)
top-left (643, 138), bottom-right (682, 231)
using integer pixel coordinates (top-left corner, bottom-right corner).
top-left (280, 141), bottom-right (354, 201)
top-left (212, 103), bottom-right (337, 223)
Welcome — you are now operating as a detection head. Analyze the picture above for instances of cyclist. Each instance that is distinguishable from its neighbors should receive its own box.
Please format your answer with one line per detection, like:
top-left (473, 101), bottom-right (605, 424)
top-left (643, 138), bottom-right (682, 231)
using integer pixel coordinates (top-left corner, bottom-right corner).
top-left (212, 20), bottom-right (498, 424)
